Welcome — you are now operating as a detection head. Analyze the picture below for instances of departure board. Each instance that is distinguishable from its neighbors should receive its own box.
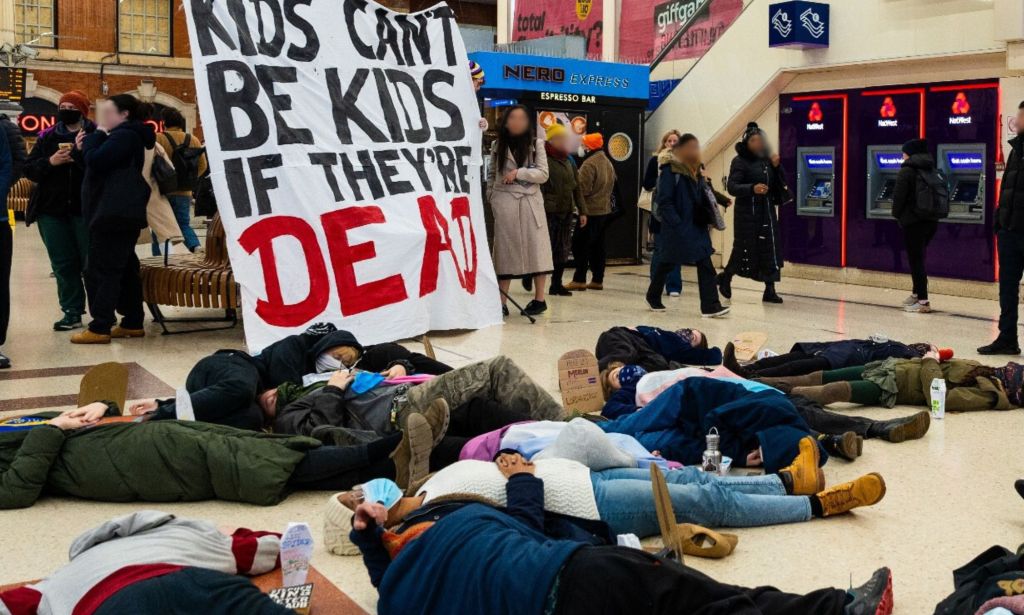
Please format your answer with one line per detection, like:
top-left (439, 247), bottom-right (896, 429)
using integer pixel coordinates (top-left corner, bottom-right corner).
top-left (0, 68), bottom-right (26, 103)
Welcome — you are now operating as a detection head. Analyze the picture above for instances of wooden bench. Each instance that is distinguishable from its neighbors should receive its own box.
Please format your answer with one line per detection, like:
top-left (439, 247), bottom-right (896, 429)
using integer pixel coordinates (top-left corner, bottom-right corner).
top-left (6, 178), bottom-right (33, 215)
top-left (140, 214), bottom-right (240, 335)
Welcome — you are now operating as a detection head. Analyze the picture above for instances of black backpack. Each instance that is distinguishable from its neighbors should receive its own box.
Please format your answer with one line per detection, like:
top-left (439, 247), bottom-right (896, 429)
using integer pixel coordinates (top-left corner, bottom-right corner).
top-left (0, 115), bottom-right (27, 181)
top-left (913, 168), bottom-right (950, 221)
top-left (166, 133), bottom-right (204, 192)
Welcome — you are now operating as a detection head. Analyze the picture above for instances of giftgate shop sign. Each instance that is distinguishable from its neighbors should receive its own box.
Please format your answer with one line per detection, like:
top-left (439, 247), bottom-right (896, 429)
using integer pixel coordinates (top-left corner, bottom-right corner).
top-left (769, 1), bottom-right (829, 49)
top-left (181, 0), bottom-right (501, 351)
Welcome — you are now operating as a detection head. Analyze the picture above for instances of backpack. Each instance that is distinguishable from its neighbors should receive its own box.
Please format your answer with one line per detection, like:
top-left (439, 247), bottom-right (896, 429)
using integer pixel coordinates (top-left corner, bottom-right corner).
top-left (0, 116), bottom-right (27, 181)
top-left (193, 173), bottom-right (217, 217)
top-left (913, 168), bottom-right (950, 221)
top-left (165, 133), bottom-right (204, 192)
top-left (151, 150), bottom-right (179, 195)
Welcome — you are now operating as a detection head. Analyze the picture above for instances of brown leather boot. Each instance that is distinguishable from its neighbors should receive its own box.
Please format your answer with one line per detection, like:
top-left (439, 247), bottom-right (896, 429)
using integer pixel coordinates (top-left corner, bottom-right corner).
top-left (790, 381), bottom-right (852, 406)
top-left (755, 370), bottom-right (825, 389)
top-left (70, 330), bottom-right (111, 345)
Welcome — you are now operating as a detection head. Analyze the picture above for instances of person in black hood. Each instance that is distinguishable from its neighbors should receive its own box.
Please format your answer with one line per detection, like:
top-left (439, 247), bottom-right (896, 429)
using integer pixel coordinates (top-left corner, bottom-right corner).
top-left (892, 138), bottom-right (938, 314)
top-left (72, 94), bottom-right (155, 344)
top-left (23, 90), bottom-right (96, 332)
top-left (720, 122), bottom-right (789, 304)
top-left (979, 101), bottom-right (1024, 356)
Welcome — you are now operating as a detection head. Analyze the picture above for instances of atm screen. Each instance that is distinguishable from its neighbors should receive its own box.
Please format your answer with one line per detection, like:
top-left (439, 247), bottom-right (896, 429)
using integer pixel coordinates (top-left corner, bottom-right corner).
top-left (875, 153), bottom-right (903, 170)
top-left (804, 155), bottom-right (833, 170)
top-left (946, 152), bottom-right (984, 172)
top-left (809, 180), bottom-right (832, 199)
top-left (877, 179), bottom-right (896, 201)
top-left (952, 180), bottom-right (979, 203)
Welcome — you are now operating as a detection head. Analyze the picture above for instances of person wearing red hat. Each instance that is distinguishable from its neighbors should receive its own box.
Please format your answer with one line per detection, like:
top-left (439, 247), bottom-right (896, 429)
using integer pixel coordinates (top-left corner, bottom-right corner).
top-left (565, 133), bottom-right (616, 292)
top-left (23, 89), bottom-right (97, 333)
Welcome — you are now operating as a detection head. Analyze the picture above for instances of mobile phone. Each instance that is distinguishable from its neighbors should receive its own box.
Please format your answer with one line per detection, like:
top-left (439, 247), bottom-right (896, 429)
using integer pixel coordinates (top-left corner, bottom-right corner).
top-left (58, 142), bottom-right (72, 152)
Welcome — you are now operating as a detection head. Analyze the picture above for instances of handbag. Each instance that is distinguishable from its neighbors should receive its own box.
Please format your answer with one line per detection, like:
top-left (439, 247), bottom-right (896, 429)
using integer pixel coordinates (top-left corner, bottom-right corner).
top-left (151, 151), bottom-right (178, 195)
top-left (702, 182), bottom-right (727, 231)
top-left (637, 188), bottom-right (653, 212)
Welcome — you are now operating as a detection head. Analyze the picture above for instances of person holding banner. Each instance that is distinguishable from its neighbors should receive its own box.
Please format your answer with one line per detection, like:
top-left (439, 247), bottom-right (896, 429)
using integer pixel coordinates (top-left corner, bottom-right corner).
top-left (489, 105), bottom-right (553, 317)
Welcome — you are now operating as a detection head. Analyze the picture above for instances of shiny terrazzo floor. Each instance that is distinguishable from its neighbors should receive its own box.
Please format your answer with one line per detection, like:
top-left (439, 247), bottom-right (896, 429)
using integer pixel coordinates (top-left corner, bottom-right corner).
top-left (2, 224), bottom-right (1023, 614)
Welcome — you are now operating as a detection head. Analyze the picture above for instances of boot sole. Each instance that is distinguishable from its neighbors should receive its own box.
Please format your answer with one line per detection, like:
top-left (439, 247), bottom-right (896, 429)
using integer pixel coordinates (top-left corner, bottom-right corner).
top-left (838, 432), bottom-right (860, 460)
top-left (400, 415), bottom-right (433, 492)
top-left (886, 411), bottom-right (931, 443)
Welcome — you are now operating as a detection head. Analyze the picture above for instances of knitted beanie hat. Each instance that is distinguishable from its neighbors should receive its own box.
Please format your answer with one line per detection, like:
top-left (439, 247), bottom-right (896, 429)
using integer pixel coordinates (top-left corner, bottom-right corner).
top-left (581, 133), bottom-right (604, 151)
top-left (469, 61), bottom-right (485, 81)
top-left (58, 90), bottom-right (91, 117)
top-left (902, 138), bottom-right (929, 157)
top-left (323, 492), bottom-right (361, 556)
top-left (545, 122), bottom-right (567, 141)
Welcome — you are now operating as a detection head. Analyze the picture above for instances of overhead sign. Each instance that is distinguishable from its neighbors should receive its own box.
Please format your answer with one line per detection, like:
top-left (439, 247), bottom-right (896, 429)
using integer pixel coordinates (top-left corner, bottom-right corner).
top-left (0, 68), bottom-right (26, 104)
top-left (804, 154), bottom-right (833, 169)
top-left (182, 0), bottom-right (501, 351)
top-left (648, 78), bottom-right (682, 112)
top-left (769, 1), bottom-right (829, 49)
top-left (470, 51), bottom-right (650, 104)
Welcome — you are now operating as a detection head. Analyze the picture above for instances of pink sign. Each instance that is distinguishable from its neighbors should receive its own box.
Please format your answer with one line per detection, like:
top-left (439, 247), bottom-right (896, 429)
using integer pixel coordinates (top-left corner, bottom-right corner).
top-left (512, 0), bottom-right (604, 59)
top-left (620, 0), bottom-right (743, 63)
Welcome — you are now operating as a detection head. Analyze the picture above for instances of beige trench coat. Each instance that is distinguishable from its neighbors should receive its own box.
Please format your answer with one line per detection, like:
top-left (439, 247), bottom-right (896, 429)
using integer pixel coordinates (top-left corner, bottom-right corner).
top-left (487, 137), bottom-right (553, 277)
top-left (138, 144), bottom-right (185, 250)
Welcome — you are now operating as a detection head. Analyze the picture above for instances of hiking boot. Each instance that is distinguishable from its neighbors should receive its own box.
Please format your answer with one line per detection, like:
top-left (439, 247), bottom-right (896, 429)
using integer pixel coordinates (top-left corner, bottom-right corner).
top-left (701, 305), bottom-right (730, 318)
top-left (870, 411), bottom-right (930, 443)
top-left (819, 432), bottom-right (861, 461)
top-left (586, 282), bottom-right (604, 290)
top-left (110, 326), bottom-right (146, 338)
top-left (977, 338), bottom-right (1021, 356)
top-left (722, 342), bottom-right (748, 377)
top-left (902, 293), bottom-right (918, 306)
top-left (903, 301), bottom-right (932, 313)
top-left (778, 436), bottom-right (824, 496)
top-left (564, 281), bottom-right (588, 291)
top-left (418, 398), bottom-right (450, 447)
top-left (845, 567), bottom-right (894, 615)
top-left (756, 371), bottom-right (824, 389)
top-left (391, 414), bottom-right (433, 492)
top-left (717, 272), bottom-right (732, 299)
top-left (53, 314), bottom-right (83, 331)
top-left (523, 300), bottom-right (547, 316)
top-left (817, 473), bottom-right (887, 517)
top-left (791, 381), bottom-right (852, 406)
top-left (71, 330), bottom-right (112, 344)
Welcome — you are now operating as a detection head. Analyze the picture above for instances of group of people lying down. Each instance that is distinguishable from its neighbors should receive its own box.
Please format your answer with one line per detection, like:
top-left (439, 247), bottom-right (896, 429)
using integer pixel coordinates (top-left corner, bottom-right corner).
top-left (6, 322), bottom-right (1019, 614)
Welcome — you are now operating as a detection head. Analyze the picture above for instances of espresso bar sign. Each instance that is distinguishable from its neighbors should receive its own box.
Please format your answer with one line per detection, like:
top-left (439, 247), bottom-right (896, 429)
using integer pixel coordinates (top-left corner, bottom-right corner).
top-left (182, 0), bottom-right (501, 351)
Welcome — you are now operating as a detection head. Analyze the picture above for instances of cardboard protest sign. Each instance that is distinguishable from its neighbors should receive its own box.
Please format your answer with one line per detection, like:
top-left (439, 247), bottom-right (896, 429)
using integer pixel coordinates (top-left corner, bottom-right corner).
top-left (182, 0), bottom-right (501, 351)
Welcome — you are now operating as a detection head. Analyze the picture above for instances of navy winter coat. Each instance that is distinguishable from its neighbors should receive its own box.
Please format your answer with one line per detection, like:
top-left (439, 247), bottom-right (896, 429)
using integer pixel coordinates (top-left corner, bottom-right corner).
top-left (653, 162), bottom-right (713, 265)
top-left (80, 121), bottom-right (154, 232)
top-left (790, 339), bottom-right (922, 370)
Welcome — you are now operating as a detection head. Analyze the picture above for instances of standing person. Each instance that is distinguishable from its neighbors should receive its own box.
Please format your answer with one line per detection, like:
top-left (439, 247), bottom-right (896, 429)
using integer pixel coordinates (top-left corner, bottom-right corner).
top-left (566, 133), bottom-right (616, 292)
top-left (72, 94), bottom-right (153, 345)
top-left (0, 111), bottom-right (16, 368)
top-left (541, 123), bottom-right (586, 296)
top-left (645, 134), bottom-right (729, 317)
top-left (24, 90), bottom-right (95, 332)
top-left (644, 130), bottom-right (682, 296)
top-left (720, 122), bottom-right (788, 304)
top-left (980, 101), bottom-right (1024, 356)
top-left (154, 107), bottom-right (206, 253)
top-left (488, 105), bottom-right (552, 317)
top-left (893, 138), bottom-right (938, 313)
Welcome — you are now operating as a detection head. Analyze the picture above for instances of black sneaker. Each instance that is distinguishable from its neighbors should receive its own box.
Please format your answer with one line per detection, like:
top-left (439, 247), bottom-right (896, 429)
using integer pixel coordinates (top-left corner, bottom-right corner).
top-left (646, 297), bottom-right (666, 312)
top-left (1015, 479), bottom-right (1024, 501)
top-left (977, 338), bottom-right (1021, 355)
top-left (762, 291), bottom-right (784, 304)
top-left (501, 304), bottom-right (509, 318)
top-left (0, 350), bottom-right (10, 369)
top-left (845, 567), bottom-right (893, 615)
top-left (53, 314), bottom-right (84, 331)
top-left (523, 300), bottom-right (547, 316)
top-left (717, 272), bottom-right (732, 299)
top-left (701, 305), bottom-right (730, 318)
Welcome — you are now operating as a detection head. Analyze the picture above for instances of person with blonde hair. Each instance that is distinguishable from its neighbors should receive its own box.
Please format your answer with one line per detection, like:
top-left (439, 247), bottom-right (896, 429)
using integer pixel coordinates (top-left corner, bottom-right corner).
top-left (644, 130), bottom-right (683, 296)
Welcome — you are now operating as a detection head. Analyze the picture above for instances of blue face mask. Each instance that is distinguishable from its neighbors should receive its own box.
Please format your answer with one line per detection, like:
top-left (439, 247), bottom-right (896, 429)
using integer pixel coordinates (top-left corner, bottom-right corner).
top-left (618, 365), bottom-right (647, 389)
top-left (359, 478), bottom-right (403, 510)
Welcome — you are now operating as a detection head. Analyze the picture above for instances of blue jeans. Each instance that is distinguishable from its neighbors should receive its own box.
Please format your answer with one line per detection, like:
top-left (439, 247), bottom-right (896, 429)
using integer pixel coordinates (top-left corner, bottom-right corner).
top-left (590, 466), bottom-right (810, 537)
top-left (152, 194), bottom-right (201, 254)
top-left (649, 246), bottom-right (682, 294)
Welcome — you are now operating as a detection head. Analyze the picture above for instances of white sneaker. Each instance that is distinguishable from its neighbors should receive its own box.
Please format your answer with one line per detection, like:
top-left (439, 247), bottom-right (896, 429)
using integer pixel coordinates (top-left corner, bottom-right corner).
top-left (902, 294), bottom-right (918, 306)
top-left (668, 292), bottom-right (680, 298)
top-left (904, 301), bottom-right (933, 313)
top-left (702, 306), bottom-right (731, 318)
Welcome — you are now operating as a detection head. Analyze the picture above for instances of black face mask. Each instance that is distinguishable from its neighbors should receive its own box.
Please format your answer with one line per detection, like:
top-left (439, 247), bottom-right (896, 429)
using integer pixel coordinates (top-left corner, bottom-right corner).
top-left (57, 109), bottom-right (82, 125)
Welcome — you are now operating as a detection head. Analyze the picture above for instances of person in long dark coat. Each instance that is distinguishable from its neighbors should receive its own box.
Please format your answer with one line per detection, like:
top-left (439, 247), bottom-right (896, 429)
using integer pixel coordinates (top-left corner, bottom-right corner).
top-left (719, 122), bottom-right (789, 303)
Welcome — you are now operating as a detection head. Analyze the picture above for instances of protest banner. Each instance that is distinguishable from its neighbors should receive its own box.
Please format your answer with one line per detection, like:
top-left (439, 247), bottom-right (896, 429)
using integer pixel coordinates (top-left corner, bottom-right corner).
top-left (182, 0), bottom-right (502, 351)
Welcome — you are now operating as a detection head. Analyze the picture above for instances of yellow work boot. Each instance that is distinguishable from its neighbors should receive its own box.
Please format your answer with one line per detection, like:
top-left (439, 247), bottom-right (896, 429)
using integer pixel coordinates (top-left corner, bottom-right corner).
top-left (110, 326), bottom-right (146, 339)
top-left (817, 473), bottom-right (887, 517)
top-left (70, 330), bottom-right (111, 345)
top-left (777, 436), bottom-right (824, 495)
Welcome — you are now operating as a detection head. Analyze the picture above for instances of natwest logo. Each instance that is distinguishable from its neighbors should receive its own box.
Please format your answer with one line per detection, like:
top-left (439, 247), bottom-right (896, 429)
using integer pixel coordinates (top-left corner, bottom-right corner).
top-left (805, 101), bottom-right (824, 131)
top-left (880, 97), bottom-right (896, 118)
top-left (951, 92), bottom-right (971, 115)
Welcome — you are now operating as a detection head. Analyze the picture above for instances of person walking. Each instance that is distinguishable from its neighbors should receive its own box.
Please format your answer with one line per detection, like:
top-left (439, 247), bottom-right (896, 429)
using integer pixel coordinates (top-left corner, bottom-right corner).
top-left (643, 130), bottom-right (682, 296)
top-left (72, 94), bottom-right (154, 345)
top-left (0, 111), bottom-right (18, 368)
top-left (892, 138), bottom-right (939, 314)
top-left (720, 122), bottom-right (789, 304)
top-left (540, 123), bottom-right (586, 296)
top-left (488, 105), bottom-right (552, 317)
top-left (979, 101), bottom-right (1024, 355)
top-left (645, 134), bottom-right (728, 317)
top-left (154, 107), bottom-right (206, 254)
top-left (565, 133), bottom-right (616, 292)
top-left (23, 90), bottom-right (96, 332)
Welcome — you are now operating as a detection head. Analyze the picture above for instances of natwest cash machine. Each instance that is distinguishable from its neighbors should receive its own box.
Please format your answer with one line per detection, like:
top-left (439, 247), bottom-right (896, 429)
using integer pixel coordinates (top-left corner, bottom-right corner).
top-left (936, 146), bottom-right (985, 223)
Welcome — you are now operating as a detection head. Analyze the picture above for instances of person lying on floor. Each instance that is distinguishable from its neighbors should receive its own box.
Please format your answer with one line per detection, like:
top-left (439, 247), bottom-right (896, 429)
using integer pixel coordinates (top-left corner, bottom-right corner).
top-left (761, 350), bottom-right (1022, 411)
top-left (0, 510), bottom-right (293, 615)
top-left (128, 324), bottom-right (450, 431)
top-left (346, 452), bottom-right (894, 615)
top-left (595, 376), bottom-right (826, 474)
top-left (595, 325), bottom-right (722, 372)
top-left (599, 363), bottom-right (930, 460)
top-left (724, 337), bottom-right (938, 378)
top-left (0, 400), bottom-right (445, 509)
top-left (324, 442), bottom-right (885, 557)
top-left (270, 356), bottom-right (564, 441)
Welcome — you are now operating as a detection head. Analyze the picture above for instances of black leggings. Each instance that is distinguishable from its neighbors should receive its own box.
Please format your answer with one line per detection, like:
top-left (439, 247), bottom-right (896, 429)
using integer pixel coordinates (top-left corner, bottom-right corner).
top-left (555, 546), bottom-right (846, 615)
top-left (747, 352), bottom-right (830, 377)
top-left (904, 221), bottom-right (938, 300)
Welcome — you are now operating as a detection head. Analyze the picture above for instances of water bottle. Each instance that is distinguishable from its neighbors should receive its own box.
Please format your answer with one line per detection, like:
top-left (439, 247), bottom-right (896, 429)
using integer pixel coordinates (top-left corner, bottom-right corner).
top-left (702, 427), bottom-right (722, 474)
top-left (280, 522), bottom-right (314, 587)
top-left (929, 378), bottom-right (946, 420)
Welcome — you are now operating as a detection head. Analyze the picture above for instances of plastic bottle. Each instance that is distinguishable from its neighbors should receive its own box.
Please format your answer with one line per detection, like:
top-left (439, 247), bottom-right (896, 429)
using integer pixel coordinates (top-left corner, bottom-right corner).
top-left (930, 378), bottom-right (946, 420)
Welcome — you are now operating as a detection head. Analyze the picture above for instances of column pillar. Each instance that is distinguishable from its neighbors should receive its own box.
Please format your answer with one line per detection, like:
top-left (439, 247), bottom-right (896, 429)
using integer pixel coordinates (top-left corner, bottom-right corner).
top-left (601, 0), bottom-right (618, 62)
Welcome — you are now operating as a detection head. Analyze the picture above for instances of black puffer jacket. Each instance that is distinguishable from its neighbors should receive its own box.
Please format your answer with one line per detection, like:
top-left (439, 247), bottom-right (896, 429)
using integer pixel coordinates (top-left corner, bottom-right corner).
top-left (726, 142), bottom-right (788, 281)
top-left (892, 152), bottom-right (936, 227)
top-left (23, 120), bottom-right (96, 224)
top-left (997, 135), bottom-right (1024, 232)
top-left (80, 121), bottom-right (154, 232)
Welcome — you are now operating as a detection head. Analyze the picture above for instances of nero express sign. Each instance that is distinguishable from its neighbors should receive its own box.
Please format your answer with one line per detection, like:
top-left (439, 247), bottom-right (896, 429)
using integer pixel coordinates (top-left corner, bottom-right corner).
top-left (503, 65), bottom-right (565, 83)
top-left (470, 51), bottom-right (650, 102)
